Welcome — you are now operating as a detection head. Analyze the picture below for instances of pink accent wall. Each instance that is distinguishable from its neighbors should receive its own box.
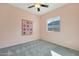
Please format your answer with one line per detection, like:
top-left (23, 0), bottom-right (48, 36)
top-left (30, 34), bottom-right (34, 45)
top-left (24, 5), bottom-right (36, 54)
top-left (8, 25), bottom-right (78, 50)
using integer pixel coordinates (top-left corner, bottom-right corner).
top-left (0, 3), bottom-right (79, 51)
top-left (40, 4), bottom-right (79, 51)
top-left (0, 4), bottom-right (40, 48)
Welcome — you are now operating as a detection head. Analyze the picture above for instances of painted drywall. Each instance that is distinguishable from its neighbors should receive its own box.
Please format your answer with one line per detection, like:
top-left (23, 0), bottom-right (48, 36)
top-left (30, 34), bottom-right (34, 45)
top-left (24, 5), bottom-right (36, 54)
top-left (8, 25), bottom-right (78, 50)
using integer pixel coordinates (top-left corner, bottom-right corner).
top-left (0, 3), bottom-right (79, 51)
top-left (0, 4), bottom-right (40, 48)
top-left (40, 4), bottom-right (79, 51)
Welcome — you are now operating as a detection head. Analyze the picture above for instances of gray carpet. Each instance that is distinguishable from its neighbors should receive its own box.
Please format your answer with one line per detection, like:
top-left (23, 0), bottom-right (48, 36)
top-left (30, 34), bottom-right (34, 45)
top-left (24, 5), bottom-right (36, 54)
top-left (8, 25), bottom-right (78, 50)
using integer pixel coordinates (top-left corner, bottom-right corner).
top-left (0, 39), bottom-right (79, 56)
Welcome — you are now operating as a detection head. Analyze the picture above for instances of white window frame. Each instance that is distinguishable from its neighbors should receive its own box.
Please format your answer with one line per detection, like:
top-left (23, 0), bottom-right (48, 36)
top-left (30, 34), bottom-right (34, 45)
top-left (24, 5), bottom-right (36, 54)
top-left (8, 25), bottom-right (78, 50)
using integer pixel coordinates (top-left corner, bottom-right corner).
top-left (46, 16), bottom-right (61, 32)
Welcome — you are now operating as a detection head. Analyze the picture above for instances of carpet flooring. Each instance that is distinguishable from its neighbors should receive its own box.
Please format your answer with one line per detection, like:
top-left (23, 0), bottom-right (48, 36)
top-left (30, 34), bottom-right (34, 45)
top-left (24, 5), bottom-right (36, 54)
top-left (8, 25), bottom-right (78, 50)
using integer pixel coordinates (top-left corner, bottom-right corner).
top-left (0, 39), bottom-right (79, 56)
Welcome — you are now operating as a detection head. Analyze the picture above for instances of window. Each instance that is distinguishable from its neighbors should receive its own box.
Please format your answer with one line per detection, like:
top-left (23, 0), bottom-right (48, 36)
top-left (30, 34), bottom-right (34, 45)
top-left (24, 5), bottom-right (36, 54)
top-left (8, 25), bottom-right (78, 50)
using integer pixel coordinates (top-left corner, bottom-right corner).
top-left (47, 16), bottom-right (60, 32)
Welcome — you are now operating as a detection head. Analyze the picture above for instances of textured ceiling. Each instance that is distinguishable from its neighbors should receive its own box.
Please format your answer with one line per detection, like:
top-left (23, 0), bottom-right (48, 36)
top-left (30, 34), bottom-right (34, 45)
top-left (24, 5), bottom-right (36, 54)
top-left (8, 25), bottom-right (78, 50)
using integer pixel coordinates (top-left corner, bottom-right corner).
top-left (9, 3), bottom-right (67, 15)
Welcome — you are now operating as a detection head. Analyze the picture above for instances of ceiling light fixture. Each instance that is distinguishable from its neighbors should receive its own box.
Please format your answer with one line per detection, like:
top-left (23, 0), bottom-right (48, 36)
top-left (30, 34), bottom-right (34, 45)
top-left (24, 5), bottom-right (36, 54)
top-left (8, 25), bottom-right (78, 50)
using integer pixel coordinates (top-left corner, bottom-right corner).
top-left (35, 3), bottom-right (40, 8)
top-left (28, 3), bottom-right (48, 12)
